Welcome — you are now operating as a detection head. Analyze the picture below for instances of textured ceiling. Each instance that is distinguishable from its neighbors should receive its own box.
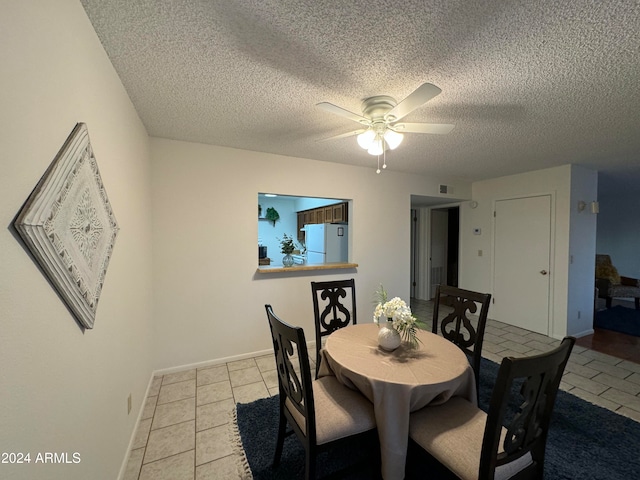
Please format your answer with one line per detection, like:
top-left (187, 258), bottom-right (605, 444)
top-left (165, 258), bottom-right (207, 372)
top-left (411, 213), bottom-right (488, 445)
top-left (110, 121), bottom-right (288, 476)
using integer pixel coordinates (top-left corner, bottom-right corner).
top-left (80, 0), bottom-right (640, 182)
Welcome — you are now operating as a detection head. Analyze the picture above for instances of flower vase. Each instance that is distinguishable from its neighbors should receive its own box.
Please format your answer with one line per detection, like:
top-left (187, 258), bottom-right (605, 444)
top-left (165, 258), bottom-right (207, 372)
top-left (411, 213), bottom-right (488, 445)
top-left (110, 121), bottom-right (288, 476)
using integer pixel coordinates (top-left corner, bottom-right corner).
top-left (282, 253), bottom-right (294, 267)
top-left (378, 320), bottom-right (401, 351)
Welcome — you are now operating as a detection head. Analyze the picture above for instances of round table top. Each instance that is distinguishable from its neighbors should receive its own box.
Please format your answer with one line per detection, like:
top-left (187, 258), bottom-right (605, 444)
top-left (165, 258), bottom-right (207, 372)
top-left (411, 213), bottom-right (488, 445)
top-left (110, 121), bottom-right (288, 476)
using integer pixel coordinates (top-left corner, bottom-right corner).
top-left (320, 323), bottom-right (477, 480)
top-left (323, 323), bottom-right (472, 388)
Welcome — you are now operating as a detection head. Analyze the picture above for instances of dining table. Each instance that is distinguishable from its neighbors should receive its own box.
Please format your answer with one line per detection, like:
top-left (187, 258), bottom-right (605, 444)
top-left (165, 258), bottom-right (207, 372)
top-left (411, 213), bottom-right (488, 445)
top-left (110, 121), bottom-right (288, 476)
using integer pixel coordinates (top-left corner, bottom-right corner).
top-left (317, 323), bottom-right (477, 480)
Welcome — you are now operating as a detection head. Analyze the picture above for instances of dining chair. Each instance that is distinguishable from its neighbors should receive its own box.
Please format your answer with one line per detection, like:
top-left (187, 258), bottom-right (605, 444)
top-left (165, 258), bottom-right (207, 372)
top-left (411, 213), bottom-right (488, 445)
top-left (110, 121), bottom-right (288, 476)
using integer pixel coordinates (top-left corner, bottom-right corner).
top-left (310, 279), bottom-right (356, 377)
top-left (264, 304), bottom-right (377, 480)
top-left (409, 336), bottom-right (575, 480)
top-left (432, 285), bottom-right (491, 401)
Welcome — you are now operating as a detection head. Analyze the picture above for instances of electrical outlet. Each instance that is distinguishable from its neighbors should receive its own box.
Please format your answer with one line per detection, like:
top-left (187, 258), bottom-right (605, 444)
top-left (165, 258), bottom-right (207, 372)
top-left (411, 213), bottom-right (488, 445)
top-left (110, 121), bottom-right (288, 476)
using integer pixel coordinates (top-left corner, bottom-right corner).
top-left (127, 394), bottom-right (132, 415)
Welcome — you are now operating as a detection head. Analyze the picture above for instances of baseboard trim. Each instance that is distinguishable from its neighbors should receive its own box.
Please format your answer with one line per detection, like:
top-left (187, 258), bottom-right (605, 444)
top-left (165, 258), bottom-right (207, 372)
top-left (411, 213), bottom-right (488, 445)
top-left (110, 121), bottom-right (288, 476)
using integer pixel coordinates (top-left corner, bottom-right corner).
top-left (572, 328), bottom-right (595, 339)
top-left (152, 341), bottom-right (318, 376)
top-left (152, 349), bottom-right (273, 376)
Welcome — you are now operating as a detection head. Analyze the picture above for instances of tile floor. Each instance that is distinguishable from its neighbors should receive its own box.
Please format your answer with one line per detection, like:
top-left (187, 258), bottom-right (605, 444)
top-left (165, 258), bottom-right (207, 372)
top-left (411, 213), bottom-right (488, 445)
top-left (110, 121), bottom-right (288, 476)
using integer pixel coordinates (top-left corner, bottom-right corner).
top-left (123, 299), bottom-right (640, 479)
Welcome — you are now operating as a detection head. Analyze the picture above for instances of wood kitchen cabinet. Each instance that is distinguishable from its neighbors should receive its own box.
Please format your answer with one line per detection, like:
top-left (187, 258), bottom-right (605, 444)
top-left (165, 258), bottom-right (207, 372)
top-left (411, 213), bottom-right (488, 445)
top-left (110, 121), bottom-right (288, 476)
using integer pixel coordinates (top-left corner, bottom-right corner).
top-left (297, 202), bottom-right (348, 235)
top-left (324, 206), bottom-right (333, 223)
top-left (332, 203), bottom-right (347, 222)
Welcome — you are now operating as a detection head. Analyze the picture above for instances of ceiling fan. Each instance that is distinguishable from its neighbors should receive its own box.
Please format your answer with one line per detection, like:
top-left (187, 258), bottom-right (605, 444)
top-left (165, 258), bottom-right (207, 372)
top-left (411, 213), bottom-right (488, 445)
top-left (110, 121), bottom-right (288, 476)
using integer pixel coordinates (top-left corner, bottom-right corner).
top-left (317, 83), bottom-right (454, 172)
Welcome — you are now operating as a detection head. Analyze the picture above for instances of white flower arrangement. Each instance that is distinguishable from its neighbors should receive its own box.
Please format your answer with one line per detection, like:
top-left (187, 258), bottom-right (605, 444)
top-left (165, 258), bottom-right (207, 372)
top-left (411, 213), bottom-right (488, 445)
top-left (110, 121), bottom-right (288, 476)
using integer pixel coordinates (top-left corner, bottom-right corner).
top-left (373, 284), bottom-right (423, 348)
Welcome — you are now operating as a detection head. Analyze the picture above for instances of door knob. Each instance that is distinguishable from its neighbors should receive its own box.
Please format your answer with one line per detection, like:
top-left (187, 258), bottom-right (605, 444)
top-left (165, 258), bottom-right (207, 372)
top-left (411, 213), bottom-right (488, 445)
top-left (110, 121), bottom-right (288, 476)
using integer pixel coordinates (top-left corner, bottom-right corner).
top-left (540, 270), bottom-right (548, 275)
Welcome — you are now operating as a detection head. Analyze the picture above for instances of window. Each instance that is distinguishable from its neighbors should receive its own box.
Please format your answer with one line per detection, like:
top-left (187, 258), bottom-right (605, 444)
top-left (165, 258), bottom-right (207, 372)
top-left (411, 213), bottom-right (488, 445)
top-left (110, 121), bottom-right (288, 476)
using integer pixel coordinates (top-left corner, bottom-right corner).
top-left (258, 194), bottom-right (349, 267)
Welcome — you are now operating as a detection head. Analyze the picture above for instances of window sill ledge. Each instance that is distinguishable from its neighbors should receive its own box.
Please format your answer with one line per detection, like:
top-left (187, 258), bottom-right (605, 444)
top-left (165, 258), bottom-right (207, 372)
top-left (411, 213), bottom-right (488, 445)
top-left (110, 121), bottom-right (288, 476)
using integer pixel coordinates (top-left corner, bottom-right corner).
top-left (256, 262), bottom-right (358, 274)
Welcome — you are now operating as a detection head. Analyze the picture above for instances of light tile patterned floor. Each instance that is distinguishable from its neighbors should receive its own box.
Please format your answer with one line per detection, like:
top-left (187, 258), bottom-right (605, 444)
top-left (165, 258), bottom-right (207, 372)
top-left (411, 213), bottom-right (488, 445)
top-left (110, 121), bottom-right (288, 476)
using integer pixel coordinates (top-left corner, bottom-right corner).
top-left (123, 299), bottom-right (640, 479)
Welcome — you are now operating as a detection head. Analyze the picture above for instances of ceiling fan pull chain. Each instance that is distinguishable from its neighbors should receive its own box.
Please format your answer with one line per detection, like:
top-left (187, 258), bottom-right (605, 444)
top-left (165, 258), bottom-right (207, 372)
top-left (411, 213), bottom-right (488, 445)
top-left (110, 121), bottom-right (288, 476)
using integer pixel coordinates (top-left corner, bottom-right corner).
top-left (376, 154), bottom-right (381, 174)
top-left (383, 138), bottom-right (387, 170)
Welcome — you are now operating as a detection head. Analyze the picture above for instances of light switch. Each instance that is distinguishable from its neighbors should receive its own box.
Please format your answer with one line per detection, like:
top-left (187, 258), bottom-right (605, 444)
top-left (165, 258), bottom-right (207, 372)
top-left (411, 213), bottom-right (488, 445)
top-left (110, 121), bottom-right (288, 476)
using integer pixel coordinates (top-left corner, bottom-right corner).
top-left (478, 250), bottom-right (483, 257)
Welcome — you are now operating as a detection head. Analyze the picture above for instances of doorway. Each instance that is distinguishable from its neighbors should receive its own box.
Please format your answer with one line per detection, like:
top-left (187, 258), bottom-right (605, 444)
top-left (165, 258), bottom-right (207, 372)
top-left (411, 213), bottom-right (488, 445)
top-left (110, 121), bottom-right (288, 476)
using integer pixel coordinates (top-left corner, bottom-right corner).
top-left (411, 205), bottom-right (459, 301)
top-left (430, 207), bottom-right (459, 298)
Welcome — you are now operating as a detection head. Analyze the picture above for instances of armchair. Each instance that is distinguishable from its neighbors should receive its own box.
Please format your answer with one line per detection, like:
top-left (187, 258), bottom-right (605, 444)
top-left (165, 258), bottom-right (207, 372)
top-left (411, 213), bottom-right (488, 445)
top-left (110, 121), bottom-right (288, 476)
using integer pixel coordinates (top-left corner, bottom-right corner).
top-left (595, 254), bottom-right (640, 309)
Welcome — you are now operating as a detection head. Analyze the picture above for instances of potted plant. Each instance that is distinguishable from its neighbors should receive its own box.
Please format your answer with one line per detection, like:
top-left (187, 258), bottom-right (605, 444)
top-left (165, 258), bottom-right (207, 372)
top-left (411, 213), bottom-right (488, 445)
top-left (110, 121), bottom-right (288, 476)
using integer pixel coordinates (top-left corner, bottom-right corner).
top-left (265, 207), bottom-right (279, 226)
top-left (279, 233), bottom-right (296, 267)
top-left (373, 284), bottom-right (424, 349)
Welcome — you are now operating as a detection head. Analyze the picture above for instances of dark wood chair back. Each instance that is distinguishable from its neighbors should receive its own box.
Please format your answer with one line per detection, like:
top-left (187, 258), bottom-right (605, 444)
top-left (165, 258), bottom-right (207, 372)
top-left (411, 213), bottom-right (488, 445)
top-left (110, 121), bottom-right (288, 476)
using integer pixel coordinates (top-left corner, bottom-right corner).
top-left (480, 336), bottom-right (575, 479)
top-left (265, 304), bottom-right (316, 448)
top-left (432, 284), bottom-right (491, 399)
top-left (311, 279), bottom-right (356, 374)
top-left (265, 304), bottom-right (378, 479)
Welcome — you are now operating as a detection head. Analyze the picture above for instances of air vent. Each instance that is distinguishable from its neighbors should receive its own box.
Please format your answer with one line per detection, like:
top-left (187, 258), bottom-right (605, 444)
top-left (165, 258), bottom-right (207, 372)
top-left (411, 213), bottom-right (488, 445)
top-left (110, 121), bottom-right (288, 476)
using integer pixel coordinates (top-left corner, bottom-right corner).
top-left (439, 185), bottom-right (448, 194)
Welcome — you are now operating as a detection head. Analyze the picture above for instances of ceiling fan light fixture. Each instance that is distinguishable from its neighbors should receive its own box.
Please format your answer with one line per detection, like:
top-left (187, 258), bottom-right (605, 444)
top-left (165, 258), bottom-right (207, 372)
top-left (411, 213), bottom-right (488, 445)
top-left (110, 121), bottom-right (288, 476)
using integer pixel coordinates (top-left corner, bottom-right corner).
top-left (383, 129), bottom-right (403, 150)
top-left (317, 83), bottom-right (454, 170)
top-left (357, 129), bottom-right (375, 149)
top-left (367, 136), bottom-right (384, 156)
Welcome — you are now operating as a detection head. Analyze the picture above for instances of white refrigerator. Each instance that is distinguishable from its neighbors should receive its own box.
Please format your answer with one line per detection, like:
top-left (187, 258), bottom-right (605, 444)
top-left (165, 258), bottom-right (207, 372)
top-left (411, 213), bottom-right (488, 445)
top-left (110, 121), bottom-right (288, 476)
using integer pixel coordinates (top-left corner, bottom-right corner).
top-left (305, 223), bottom-right (348, 263)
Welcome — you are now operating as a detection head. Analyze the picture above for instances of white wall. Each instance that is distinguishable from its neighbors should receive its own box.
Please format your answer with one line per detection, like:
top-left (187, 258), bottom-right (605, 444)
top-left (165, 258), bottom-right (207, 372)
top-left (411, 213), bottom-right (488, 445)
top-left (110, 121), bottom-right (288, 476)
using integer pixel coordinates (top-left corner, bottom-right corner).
top-left (150, 138), bottom-right (471, 370)
top-left (0, 2), bottom-right (153, 479)
top-left (460, 165), bottom-right (597, 339)
top-left (567, 166), bottom-right (599, 336)
top-left (596, 178), bottom-right (640, 278)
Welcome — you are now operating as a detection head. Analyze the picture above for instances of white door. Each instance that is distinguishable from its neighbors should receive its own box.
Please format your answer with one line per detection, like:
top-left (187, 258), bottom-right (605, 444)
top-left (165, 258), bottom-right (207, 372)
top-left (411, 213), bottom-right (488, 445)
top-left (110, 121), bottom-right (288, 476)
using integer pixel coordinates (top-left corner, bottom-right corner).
top-left (430, 209), bottom-right (448, 299)
top-left (493, 195), bottom-right (552, 335)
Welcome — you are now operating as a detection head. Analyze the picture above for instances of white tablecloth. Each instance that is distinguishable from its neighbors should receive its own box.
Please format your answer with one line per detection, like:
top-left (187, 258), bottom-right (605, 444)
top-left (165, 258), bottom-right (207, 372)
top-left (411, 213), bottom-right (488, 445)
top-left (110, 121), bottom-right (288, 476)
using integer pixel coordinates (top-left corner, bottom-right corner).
top-left (318, 323), bottom-right (476, 480)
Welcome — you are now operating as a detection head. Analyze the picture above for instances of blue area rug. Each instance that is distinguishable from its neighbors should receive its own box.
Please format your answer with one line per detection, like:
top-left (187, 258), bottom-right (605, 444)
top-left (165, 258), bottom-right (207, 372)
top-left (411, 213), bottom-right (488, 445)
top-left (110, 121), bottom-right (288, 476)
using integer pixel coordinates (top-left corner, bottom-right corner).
top-left (595, 306), bottom-right (640, 337)
top-left (237, 358), bottom-right (640, 479)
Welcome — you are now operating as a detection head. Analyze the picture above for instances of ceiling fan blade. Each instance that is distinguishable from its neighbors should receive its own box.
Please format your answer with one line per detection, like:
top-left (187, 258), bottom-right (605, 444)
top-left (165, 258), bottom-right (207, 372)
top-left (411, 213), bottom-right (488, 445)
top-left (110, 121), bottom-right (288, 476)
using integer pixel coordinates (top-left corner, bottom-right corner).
top-left (386, 83), bottom-right (442, 122)
top-left (317, 129), bottom-right (366, 142)
top-left (393, 123), bottom-right (455, 134)
top-left (316, 102), bottom-right (369, 124)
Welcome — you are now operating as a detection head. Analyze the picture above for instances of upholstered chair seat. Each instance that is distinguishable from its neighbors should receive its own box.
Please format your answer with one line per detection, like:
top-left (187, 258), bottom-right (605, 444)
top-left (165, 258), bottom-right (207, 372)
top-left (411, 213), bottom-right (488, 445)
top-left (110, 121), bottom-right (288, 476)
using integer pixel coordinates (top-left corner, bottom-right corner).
top-left (409, 397), bottom-right (533, 480)
top-left (285, 375), bottom-right (376, 445)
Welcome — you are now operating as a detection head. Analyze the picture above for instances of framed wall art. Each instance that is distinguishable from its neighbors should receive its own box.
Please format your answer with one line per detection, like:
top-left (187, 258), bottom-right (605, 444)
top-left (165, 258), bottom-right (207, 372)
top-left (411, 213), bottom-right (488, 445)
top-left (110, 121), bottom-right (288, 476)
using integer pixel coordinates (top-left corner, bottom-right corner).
top-left (14, 123), bottom-right (119, 329)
